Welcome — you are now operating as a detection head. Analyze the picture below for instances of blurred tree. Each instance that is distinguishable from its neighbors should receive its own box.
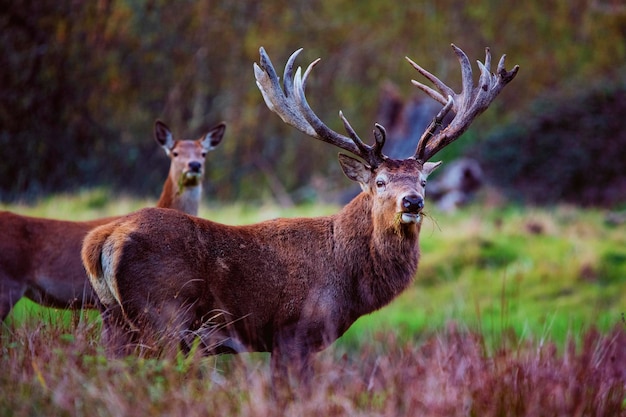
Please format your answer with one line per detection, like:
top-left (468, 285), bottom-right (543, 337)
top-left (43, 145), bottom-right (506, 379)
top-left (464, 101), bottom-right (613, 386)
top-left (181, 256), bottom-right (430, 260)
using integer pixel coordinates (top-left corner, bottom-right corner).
top-left (470, 75), bottom-right (626, 208)
top-left (0, 0), bottom-right (624, 204)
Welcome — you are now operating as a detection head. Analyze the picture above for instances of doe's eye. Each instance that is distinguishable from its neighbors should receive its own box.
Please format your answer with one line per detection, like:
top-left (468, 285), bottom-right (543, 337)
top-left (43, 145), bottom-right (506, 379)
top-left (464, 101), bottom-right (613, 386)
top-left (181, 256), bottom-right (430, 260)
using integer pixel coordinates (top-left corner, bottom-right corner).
top-left (421, 180), bottom-right (427, 187)
top-left (172, 152), bottom-right (179, 157)
top-left (202, 152), bottom-right (207, 158)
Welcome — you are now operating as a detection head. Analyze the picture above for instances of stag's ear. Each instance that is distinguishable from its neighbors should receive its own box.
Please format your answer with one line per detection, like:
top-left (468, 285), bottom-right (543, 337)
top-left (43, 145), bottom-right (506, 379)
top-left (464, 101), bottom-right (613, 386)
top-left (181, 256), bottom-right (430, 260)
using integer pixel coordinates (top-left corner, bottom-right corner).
top-left (154, 120), bottom-right (175, 154)
top-left (338, 153), bottom-right (372, 185)
top-left (201, 122), bottom-right (226, 151)
top-left (423, 161), bottom-right (442, 177)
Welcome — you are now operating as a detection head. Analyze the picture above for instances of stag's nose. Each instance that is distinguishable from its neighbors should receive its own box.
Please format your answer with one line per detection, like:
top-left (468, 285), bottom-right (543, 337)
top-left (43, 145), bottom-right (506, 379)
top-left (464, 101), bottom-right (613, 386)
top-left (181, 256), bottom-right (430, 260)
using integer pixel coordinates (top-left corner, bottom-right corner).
top-left (402, 194), bottom-right (424, 213)
top-left (188, 161), bottom-right (202, 173)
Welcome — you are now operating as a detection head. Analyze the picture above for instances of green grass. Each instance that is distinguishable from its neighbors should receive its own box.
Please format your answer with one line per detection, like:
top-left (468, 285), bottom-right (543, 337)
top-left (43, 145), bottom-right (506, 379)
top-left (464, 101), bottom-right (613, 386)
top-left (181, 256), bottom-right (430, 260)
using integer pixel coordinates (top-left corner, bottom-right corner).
top-left (0, 187), bottom-right (151, 220)
top-left (343, 205), bottom-right (625, 349)
top-left (3, 190), bottom-right (624, 348)
top-left (2, 190), bottom-right (625, 416)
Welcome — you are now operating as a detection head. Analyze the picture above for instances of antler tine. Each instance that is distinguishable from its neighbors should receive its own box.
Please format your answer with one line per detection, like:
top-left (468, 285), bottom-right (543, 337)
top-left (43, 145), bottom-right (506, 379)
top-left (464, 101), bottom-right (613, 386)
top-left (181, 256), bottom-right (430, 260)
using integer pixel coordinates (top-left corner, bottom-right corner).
top-left (254, 48), bottom-right (317, 137)
top-left (409, 44), bottom-right (519, 162)
top-left (414, 96), bottom-right (454, 161)
top-left (372, 123), bottom-right (387, 159)
top-left (292, 66), bottom-right (362, 157)
top-left (281, 47), bottom-right (302, 99)
top-left (255, 47), bottom-right (388, 167)
top-left (406, 57), bottom-right (455, 107)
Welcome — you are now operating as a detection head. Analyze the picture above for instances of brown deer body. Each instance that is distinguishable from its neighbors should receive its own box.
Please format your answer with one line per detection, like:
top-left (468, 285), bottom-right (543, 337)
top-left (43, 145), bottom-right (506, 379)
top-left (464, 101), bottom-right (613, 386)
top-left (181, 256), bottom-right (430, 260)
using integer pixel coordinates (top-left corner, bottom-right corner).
top-left (82, 45), bottom-right (518, 380)
top-left (82, 158), bottom-right (438, 368)
top-left (0, 121), bottom-right (225, 320)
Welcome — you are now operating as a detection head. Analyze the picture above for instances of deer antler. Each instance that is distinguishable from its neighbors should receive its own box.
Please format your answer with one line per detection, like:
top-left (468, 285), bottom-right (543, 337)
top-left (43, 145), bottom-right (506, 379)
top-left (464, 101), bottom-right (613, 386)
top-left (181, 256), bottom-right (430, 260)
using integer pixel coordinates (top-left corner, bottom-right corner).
top-left (254, 47), bottom-right (387, 168)
top-left (408, 44), bottom-right (519, 162)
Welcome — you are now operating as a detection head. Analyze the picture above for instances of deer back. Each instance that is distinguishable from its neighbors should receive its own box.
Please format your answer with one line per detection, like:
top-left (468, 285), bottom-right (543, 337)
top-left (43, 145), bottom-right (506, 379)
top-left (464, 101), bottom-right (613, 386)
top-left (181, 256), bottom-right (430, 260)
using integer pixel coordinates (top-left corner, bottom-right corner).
top-left (0, 121), bottom-right (225, 321)
top-left (0, 212), bottom-right (118, 317)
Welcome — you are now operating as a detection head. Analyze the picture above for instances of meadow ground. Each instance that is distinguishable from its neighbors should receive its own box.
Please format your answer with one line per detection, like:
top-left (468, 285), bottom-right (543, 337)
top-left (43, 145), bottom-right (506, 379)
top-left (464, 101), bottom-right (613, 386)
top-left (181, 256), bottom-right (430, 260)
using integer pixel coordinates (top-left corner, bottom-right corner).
top-left (1, 190), bottom-right (625, 416)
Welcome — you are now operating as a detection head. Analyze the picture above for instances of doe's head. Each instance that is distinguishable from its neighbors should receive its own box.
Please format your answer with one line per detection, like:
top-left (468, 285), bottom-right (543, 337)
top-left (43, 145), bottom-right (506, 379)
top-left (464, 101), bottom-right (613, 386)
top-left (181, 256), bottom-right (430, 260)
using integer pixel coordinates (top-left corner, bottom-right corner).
top-left (154, 120), bottom-right (226, 187)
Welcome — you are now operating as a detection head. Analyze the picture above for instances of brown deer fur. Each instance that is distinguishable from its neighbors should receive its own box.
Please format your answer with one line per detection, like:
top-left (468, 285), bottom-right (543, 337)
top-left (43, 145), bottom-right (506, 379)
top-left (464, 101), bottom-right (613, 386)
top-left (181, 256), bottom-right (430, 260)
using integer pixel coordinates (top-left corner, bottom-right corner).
top-left (81, 156), bottom-right (440, 377)
top-left (81, 45), bottom-right (517, 382)
top-left (0, 121), bottom-right (225, 320)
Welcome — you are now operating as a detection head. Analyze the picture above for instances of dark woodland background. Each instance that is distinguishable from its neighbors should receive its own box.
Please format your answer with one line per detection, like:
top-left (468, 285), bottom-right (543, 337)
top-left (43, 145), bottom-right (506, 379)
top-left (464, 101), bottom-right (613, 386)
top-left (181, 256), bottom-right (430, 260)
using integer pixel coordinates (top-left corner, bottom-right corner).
top-left (1, 0), bottom-right (625, 206)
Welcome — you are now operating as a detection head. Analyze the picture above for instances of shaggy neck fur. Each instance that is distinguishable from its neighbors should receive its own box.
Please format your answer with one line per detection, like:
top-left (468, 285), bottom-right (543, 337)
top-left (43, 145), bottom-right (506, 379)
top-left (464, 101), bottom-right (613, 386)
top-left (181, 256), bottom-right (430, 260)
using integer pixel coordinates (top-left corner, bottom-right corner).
top-left (334, 192), bottom-right (421, 317)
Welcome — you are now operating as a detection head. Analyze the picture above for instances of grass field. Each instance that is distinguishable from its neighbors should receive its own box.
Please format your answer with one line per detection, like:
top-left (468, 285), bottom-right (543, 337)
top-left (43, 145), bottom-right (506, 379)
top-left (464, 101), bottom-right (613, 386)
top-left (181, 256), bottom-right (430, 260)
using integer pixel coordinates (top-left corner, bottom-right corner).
top-left (1, 190), bottom-right (625, 416)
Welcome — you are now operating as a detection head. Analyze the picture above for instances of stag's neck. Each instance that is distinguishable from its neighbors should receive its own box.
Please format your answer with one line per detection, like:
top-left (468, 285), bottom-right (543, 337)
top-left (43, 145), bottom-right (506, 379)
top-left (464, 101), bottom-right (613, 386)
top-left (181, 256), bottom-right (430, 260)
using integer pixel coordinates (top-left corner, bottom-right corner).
top-left (156, 176), bottom-right (202, 216)
top-left (334, 193), bottom-right (422, 315)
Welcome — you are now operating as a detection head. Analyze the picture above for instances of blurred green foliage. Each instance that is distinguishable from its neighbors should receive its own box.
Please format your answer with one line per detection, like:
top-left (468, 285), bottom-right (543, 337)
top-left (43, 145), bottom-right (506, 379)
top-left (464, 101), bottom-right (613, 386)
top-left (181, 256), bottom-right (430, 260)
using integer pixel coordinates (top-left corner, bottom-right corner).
top-left (1, 0), bottom-right (625, 202)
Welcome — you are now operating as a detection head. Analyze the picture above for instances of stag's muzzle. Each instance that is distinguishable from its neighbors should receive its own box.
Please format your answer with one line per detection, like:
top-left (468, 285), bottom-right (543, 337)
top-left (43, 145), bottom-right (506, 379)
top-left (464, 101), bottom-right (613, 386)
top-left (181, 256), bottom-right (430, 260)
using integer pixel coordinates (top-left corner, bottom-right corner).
top-left (400, 194), bottom-right (424, 224)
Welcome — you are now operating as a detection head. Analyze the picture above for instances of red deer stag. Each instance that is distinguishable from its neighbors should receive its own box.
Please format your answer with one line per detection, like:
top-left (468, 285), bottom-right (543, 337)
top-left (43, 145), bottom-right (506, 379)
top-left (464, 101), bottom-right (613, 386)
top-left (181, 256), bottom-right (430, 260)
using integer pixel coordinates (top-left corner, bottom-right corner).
top-left (0, 121), bottom-right (225, 321)
top-left (81, 45), bottom-right (518, 381)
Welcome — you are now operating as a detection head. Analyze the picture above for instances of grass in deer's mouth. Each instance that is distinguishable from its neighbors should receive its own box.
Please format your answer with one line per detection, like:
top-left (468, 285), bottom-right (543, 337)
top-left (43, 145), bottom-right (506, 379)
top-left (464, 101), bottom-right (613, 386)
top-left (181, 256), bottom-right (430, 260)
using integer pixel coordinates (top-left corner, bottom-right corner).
top-left (394, 210), bottom-right (428, 226)
top-left (418, 209), bottom-right (436, 225)
top-left (180, 172), bottom-right (202, 187)
top-left (394, 211), bottom-right (420, 225)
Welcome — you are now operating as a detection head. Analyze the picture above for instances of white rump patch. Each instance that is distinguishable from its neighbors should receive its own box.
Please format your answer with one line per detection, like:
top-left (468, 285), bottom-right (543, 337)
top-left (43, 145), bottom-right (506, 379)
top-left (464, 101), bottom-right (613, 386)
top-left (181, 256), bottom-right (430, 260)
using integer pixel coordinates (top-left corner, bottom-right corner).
top-left (99, 238), bottom-right (124, 308)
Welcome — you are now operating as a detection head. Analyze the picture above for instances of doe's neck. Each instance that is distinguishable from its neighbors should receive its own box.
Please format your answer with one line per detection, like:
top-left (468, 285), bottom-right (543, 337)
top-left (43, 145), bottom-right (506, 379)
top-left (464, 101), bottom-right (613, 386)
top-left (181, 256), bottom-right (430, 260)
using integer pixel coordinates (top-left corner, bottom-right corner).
top-left (156, 176), bottom-right (202, 217)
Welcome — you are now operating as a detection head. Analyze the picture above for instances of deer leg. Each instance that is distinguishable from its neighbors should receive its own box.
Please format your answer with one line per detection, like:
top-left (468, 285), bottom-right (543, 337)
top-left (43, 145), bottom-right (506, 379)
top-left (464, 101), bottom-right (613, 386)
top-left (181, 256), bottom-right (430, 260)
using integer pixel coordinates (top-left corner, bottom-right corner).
top-left (190, 328), bottom-right (246, 356)
top-left (270, 328), bottom-right (315, 396)
top-left (127, 299), bottom-right (219, 358)
top-left (270, 349), bottom-right (314, 402)
top-left (180, 308), bottom-right (246, 356)
top-left (0, 278), bottom-right (26, 322)
top-left (99, 303), bottom-right (141, 357)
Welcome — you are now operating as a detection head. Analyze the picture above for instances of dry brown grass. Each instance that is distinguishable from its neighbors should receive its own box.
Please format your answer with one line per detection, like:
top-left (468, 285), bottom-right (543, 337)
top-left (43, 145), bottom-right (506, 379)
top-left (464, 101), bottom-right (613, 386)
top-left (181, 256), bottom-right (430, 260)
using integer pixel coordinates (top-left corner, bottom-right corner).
top-left (2, 317), bottom-right (625, 417)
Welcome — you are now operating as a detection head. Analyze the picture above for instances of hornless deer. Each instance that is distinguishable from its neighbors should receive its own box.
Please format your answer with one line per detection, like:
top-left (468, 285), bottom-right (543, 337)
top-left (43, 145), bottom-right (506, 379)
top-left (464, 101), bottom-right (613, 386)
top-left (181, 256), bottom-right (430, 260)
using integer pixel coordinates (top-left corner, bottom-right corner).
top-left (81, 45), bottom-right (518, 382)
top-left (0, 121), bottom-right (225, 321)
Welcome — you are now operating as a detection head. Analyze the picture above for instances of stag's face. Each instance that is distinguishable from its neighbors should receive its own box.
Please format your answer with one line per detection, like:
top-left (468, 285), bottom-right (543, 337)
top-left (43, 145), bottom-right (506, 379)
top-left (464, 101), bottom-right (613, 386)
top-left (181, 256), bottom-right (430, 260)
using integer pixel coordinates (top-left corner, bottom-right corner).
top-left (339, 154), bottom-right (441, 229)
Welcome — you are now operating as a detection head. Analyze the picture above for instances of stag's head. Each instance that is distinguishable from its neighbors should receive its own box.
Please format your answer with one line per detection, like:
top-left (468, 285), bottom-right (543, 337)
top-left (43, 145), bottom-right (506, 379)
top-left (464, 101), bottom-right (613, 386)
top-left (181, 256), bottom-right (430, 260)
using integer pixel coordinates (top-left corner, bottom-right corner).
top-left (254, 45), bottom-right (518, 228)
top-left (339, 154), bottom-right (441, 229)
top-left (154, 120), bottom-right (225, 187)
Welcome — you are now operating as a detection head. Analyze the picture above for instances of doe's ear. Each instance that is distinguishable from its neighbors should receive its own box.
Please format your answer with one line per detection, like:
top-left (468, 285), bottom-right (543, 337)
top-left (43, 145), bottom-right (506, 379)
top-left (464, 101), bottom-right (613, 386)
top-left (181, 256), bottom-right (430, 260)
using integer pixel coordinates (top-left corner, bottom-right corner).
top-left (423, 160), bottom-right (442, 177)
top-left (201, 122), bottom-right (226, 151)
top-left (154, 120), bottom-right (175, 153)
top-left (338, 153), bottom-right (372, 185)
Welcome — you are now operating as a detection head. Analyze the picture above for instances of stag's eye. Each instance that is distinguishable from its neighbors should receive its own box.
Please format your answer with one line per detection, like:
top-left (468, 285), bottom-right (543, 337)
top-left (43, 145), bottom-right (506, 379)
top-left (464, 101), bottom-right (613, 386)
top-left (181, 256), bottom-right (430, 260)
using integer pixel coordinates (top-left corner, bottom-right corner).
top-left (375, 179), bottom-right (386, 189)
